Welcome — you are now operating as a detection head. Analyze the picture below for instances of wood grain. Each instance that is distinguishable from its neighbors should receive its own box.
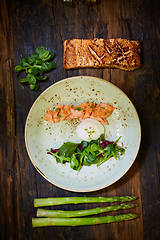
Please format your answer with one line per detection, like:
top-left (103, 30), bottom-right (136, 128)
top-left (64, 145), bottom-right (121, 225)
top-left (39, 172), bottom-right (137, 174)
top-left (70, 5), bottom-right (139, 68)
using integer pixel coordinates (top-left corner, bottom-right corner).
top-left (0, 0), bottom-right (160, 239)
top-left (0, 0), bottom-right (15, 137)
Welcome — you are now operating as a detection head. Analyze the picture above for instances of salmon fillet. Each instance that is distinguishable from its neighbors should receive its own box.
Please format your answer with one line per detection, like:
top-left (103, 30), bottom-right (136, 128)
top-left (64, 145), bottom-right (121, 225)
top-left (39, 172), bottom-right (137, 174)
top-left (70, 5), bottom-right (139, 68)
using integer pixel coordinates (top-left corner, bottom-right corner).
top-left (64, 38), bottom-right (141, 71)
top-left (44, 102), bottom-right (115, 124)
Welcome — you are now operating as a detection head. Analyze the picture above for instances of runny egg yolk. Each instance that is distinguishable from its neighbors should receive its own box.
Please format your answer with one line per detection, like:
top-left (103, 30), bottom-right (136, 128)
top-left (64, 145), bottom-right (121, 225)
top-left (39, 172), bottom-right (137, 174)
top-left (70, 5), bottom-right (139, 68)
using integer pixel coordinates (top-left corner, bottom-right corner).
top-left (76, 118), bottom-right (104, 141)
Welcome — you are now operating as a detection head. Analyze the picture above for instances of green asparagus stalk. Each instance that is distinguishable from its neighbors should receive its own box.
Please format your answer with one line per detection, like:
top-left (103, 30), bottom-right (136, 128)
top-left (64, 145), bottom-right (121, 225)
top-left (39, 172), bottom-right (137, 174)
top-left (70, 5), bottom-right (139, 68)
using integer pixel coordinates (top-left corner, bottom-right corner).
top-left (32, 214), bottom-right (137, 227)
top-left (34, 196), bottom-right (137, 207)
top-left (37, 203), bottom-right (137, 218)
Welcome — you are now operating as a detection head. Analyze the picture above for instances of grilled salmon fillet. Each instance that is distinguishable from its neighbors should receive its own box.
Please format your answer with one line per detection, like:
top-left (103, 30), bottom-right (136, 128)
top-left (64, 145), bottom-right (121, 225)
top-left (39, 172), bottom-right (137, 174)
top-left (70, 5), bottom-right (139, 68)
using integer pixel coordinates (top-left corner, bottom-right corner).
top-left (64, 38), bottom-right (141, 71)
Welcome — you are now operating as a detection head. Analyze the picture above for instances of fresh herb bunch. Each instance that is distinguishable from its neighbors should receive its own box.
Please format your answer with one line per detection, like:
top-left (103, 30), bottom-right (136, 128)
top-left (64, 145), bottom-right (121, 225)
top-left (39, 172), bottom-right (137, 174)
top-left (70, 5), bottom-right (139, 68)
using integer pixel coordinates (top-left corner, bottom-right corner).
top-left (47, 134), bottom-right (125, 171)
top-left (14, 46), bottom-right (56, 90)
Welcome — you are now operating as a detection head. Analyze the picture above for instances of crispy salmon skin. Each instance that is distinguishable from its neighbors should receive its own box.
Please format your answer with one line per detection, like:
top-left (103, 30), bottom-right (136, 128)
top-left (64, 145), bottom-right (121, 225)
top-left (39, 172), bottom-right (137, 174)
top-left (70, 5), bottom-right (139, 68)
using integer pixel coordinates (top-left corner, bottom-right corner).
top-left (64, 38), bottom-right (141, 71)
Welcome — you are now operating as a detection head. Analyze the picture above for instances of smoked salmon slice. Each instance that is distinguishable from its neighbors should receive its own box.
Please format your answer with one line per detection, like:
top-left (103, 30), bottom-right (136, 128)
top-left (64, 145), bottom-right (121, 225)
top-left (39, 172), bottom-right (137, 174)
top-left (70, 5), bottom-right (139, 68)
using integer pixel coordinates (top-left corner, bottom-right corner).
top-left (44, 102), bottom-right (115, 124)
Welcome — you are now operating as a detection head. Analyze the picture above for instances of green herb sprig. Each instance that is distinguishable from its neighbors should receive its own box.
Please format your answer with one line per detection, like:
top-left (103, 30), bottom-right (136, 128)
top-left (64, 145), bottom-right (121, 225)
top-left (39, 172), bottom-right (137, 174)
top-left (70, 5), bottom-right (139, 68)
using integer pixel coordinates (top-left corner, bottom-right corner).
top-left (14, 46), bottom-right (56, 90)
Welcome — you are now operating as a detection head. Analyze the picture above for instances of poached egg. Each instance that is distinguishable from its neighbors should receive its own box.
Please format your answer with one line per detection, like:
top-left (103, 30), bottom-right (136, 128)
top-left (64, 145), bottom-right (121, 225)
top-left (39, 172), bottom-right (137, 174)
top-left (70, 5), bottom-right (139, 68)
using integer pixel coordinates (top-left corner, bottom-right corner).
top-left (76, 118), bottom-right (104, 141)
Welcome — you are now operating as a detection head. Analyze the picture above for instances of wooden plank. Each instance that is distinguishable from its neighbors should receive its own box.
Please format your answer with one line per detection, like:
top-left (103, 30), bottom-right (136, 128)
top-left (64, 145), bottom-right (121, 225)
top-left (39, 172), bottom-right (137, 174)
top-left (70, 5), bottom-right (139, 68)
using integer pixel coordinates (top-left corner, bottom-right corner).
top-left (0, 137), bottom-right (17, 239)
top-left (0, 0), bottom-right (15, 137)
top-left (0, 0), bottom-right (160, 239)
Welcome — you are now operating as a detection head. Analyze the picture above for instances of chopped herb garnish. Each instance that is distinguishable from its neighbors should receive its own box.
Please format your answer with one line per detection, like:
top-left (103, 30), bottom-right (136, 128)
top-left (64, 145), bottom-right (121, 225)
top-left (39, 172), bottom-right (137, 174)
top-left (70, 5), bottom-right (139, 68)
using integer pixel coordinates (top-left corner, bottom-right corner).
top-left (101, 107), bottom-right (105, 109)
top-left (55, 108), bottom-right (59, 112)
top-left (58, 114), bottom-right (61, 118)
top-left (76, 107), bottom-right (82, 111)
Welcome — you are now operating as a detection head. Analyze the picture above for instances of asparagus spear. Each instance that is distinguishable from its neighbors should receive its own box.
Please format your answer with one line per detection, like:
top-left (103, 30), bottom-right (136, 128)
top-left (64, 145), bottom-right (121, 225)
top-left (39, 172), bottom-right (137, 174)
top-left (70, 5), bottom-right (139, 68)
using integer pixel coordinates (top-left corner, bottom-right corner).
top-left (32, 214), bottom-right (137, 227)
top-left (34, 196), bottom-right (137, 207)
top-left (37, 203), bottom-right (137, 218)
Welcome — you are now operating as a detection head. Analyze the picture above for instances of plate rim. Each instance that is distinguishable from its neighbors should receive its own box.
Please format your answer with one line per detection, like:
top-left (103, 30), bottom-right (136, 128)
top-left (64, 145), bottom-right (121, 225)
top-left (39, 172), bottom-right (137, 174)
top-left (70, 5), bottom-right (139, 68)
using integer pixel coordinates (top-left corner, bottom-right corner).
top-left (25, 76), bottom-right (141, 192)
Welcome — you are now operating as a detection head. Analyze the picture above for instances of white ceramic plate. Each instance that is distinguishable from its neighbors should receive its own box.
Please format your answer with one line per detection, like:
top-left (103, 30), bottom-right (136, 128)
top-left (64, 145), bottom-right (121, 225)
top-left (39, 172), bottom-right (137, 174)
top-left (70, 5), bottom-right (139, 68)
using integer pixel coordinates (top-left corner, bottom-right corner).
top-left (25, 76), bottom-right (141, 192)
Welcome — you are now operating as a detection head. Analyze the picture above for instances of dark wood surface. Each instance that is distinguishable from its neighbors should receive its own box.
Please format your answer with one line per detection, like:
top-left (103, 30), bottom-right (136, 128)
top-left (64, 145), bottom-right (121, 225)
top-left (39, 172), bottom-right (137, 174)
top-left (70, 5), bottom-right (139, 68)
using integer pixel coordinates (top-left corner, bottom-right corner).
top-left (0, 0), bottom-right (160, 239)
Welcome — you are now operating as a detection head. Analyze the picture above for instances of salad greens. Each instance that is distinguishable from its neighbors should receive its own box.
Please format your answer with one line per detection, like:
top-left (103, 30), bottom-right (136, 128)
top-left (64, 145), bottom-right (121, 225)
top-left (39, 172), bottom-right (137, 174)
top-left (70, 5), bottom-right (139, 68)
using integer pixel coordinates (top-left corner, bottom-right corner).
top-left (15, 46), bottom-right (56, 90)
top-left (47, 134), bottom-right (125, 171)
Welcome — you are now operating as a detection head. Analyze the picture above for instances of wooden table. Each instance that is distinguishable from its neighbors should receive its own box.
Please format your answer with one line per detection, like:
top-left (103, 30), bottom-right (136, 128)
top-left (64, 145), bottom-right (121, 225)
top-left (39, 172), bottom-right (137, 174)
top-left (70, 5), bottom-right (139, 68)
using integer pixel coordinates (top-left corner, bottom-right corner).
top-left (0, 0), bottom-right (160, 239)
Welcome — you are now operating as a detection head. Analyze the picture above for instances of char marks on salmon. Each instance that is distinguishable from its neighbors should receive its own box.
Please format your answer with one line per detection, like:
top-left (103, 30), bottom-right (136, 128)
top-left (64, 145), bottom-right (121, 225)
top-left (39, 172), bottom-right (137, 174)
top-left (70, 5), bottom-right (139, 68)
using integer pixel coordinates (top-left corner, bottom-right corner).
top-left (64, 38), bottom-right (141, 71)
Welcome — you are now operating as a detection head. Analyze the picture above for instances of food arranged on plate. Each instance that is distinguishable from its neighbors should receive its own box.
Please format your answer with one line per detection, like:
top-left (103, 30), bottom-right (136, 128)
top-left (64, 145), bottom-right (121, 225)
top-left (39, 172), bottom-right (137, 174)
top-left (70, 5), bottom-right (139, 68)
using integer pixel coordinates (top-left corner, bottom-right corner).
top-left (44, 102), bottom-right (115, 124)
top-left (47, 134), bottom-right (125, 171)
top-left (64, 38), bottom-right (141, 71)
top-left (25, 76), bottom-right (141, 192)
top-left (76, 118), bottom-right (105, 141)
top-left (45, 101), bottom-right (125, 171)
